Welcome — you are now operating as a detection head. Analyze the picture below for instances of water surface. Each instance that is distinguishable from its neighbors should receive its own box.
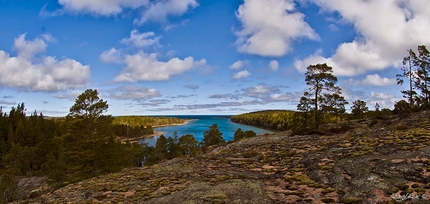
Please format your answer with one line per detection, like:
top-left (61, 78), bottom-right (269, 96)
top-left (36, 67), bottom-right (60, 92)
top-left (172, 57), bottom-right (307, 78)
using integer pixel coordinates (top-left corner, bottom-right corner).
top-left (139, 115), bottom-right (273, 146)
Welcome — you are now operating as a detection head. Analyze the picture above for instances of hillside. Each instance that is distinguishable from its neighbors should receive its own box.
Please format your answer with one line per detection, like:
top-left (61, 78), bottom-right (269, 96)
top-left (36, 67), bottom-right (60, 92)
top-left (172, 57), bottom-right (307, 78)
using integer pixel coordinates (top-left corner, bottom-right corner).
top-left (13, 111), bottom-right (430, 203)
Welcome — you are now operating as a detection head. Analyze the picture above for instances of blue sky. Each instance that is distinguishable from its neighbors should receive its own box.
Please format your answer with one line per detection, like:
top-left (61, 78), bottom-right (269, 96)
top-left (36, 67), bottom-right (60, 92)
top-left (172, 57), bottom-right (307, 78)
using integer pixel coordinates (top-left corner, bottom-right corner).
top-left (0, 0), bottom-right (429, 116)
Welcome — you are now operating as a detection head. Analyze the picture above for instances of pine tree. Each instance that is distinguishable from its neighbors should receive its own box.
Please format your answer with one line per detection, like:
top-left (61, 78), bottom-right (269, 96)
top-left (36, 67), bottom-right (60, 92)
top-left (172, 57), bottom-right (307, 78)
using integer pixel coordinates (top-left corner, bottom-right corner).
top-left (201, 124), bottom-right (224, 151)
top-left (297, 63), bottom-right (347, 127)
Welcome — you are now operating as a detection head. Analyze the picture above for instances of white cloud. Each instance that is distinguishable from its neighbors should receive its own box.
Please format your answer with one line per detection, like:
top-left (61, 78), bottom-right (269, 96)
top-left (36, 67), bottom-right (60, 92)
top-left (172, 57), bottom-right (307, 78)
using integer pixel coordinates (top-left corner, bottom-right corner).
top-left (135, 0), bottom-right (199, 24)
top-left (243, 84), bottom-right (279, 99)
top-left (120, 30), bottom-right (161, 48)
top-left (55, 90), bottom-right (84, 101)
top-left (99, 48), bottom-right (122, 63)
top-left (271, 93), bottom-right (300, 102)
top-left (296, 0), bottom-right (430, 76)
top-left (269, 60), bottom-right (279, 71)
top-left (56, 0), bottom-right (149, 15)
top-left (347, 74), bottom-right (397, 86)
top-left (48, 0), bottom-right (198, 24)
top-left (107, 85), bottom-right (161, 101)
top-left (13, 33), bottom-right (48, 59)
top-left (368, 91), bottom-right (401, 109)
top-left (0, 34), bottom-right (90, 92)
top-left (229, 60), bottom-right (244, 70)
top-left (235, 0), bottom-right (319, 57)
top-left (232, 70), bottom-right (251, 80)
top-left (113, 51), bottom-right (207, 82)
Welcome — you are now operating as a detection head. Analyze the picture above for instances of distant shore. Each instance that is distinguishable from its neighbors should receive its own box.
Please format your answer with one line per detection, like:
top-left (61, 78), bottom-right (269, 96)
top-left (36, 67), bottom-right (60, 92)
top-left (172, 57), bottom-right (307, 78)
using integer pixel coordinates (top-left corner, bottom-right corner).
top-left (119, 119), bottom-right (192, 143)
top-left (152, 119), bottom-right (192, 128)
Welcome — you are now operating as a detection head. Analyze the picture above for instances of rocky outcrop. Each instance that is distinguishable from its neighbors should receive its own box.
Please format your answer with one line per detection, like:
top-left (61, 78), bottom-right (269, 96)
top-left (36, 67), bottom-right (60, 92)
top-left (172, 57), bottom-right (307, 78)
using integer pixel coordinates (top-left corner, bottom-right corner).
top-left (13, 112), bottom-right (430, 203)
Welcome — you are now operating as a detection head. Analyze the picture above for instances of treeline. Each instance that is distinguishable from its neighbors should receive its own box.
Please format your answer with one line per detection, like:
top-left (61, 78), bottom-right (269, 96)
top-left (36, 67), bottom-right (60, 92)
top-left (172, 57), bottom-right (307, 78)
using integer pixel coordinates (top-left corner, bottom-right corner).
top-left (111, 124), bottom-right (154, 138)
top-left (232, 45), bottom-right (429, 135)
top-left (396, 45), bottom-right (430, 111)
top-left (0, 91), bottom-right (145, 203)
top-left (112, 116), bottom-right (186, 127)
top-left (111, 116), bottom-right (186, 138)
top-left (230, 110), bottom-right (295, 131)
top-left (0, 89), bottom-right (257, 203)
top-left (142, 124), bottom-right (257, 166)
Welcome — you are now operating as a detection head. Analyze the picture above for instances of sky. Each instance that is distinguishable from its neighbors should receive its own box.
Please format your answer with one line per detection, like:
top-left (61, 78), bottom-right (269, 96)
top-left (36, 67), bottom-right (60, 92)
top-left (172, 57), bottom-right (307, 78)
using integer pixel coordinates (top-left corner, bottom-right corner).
top-left (0, 0), bottom-right (429, 116)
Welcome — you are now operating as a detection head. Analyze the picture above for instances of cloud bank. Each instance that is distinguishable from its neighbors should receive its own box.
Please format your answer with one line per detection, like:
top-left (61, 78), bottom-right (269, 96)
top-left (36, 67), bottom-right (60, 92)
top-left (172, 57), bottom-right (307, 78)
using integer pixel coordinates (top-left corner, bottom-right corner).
top-left (0, 34), bottom-right (90, 92)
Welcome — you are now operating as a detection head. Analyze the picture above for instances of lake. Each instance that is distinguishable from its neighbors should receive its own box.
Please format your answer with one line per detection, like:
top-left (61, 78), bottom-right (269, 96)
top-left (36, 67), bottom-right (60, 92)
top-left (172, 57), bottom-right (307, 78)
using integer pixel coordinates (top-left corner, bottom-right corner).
top-left (139, 115), bottom-right (274, 146)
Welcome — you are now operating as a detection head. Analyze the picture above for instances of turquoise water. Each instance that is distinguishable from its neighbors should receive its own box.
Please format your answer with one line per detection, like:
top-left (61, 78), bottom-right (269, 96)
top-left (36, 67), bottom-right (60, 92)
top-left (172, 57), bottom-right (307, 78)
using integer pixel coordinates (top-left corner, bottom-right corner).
top-left (139, 115), bottom-right (273, 146)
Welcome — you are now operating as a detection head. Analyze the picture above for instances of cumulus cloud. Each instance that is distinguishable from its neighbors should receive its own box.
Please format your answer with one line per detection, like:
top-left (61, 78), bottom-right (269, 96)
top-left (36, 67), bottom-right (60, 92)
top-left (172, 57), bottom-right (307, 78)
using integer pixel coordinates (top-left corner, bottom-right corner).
top-left (235, 0), bottom-right (319, 57)
top-left (295, 0), bottom-right (430, 76)
top-left (113, 51), bottom-right (207, 82)
top-left (106, 85), bottom-right (161, 101)
top-left (135, 0), bottom-right (199, 24)
top-left (347, 74), bottom-right (397, 86)
top-left (269, 60), bottom-right (279, 71)
top-left (45, 0), bottom-right (198, 24)
top-left (55, 90), bottom-right (84, 101)
top-left (232, 70), bottom-right (251, 80)
top-left (99, 48), bottom-right (123, 63)
top-left (368, 91), bottom-right (401, 109)
top-left (55, 0), bottom-right (149, 15)
top-left (120, 30), bottom-right (161, 48)
top-left (242, 84), bottom-right (281, 99)
top-left (229, 60), bottom-right (244, 70)
top-left (0, 34), bottom-right (90, 92)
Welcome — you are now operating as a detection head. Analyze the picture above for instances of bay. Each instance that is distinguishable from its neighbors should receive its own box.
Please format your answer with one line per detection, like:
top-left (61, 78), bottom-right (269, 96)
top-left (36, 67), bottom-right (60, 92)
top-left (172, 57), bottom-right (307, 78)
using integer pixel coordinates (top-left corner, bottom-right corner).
top-left (139, 115), bottom-right (273, 146)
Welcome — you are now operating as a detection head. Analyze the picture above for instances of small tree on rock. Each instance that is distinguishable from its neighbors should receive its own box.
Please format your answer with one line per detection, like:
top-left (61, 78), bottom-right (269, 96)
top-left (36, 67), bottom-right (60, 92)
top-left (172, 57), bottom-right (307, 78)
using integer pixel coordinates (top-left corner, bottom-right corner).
top-left (201, 124), bottom-right (224, 151)
top-left (351, 100), bottom-right (369, 119)
top-left (297, 63), bottom-right (347, 128)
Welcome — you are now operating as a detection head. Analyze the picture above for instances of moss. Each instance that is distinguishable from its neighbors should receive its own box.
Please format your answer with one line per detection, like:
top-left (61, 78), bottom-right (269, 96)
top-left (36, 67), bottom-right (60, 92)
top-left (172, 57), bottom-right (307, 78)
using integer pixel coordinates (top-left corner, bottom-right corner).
top-left (387, 187), bottom-right (399, 195)
top-left (284, 174), bottom-right (316, 186)
top-left (404, 188), bottom-right (414, 194)
top-left (411, 183), bottom-right (420, 188)
top-left (285, 190), bottom-right (304, 197)
top-left (321, 187), bottom-right (335, 194)
top-left (319, 165), bottom-right (333, 170)
top-left (397, 183), bottom-right (409, 191)
top-left (414, 187), bottom-right (426, 194)
top-left (201, 193), bottom-right (228, 204)
top-left (342, 196), bottom-right (362, 203)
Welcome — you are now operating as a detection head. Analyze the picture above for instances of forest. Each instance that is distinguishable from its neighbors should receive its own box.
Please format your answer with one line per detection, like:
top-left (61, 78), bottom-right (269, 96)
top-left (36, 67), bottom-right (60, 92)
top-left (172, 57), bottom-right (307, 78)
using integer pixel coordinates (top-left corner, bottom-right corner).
top-left (232, 45), bottom-right (430, 135)
top-left (1, 45), bottom-right (429, 203)
top-left (0, 90), bottom-right (242, 202)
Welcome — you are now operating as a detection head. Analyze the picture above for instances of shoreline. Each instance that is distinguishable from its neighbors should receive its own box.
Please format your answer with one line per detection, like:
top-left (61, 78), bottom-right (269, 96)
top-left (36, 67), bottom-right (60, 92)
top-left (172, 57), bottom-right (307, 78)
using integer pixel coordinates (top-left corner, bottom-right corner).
top-left (152, 119), bottom-right (192, 128)
top-left (119, 131), bottom-right (164, 143)
top-left (229, 119), bottom-right (279, 133)
top-left (118, 120), bottom-right (192, 143)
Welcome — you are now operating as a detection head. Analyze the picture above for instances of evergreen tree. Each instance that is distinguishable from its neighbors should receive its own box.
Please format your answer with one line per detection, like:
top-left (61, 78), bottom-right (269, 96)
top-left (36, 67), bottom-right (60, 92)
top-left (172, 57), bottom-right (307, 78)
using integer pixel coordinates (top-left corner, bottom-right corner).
top-left (297, 63), bottom-right (347, 127)
top-left (397, 45), bottom-right (430, 110)
top-left (415, 45), bottom-right (430, 109)
top-left (234, 128), bottom-right (257, 141)
top-left (201, 124), bottom-right (224, 151)
top-left (351, 100), bottom-right (369, 119)
top-left (57, 89), bottom-right (119, 182)
top-left (178, 134), bottom-right (199, 155)
top-left (397, 49), bottom-right (418, 107)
